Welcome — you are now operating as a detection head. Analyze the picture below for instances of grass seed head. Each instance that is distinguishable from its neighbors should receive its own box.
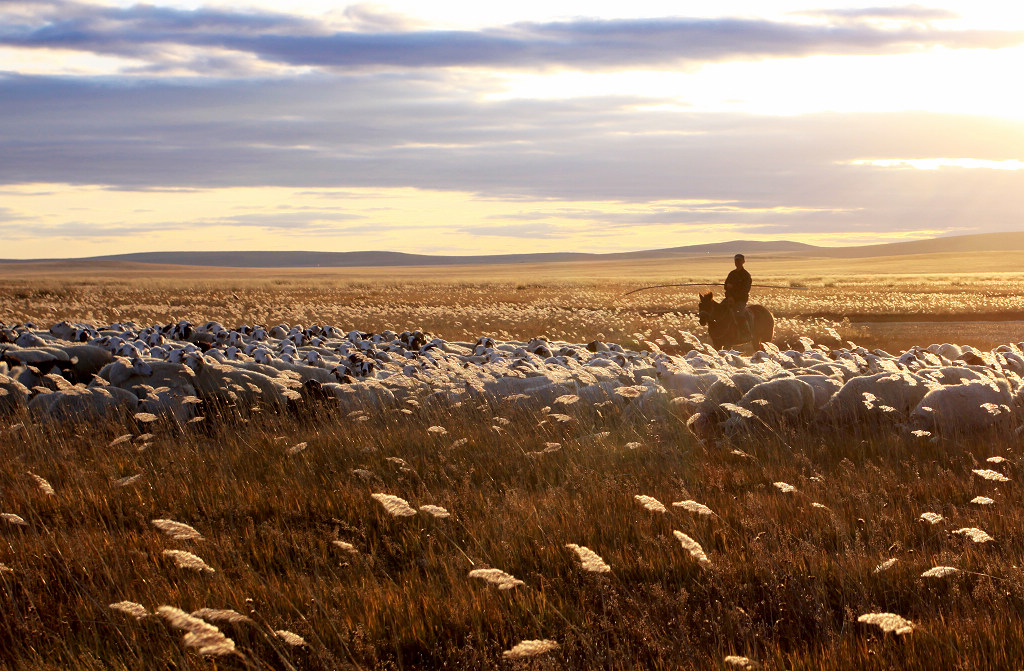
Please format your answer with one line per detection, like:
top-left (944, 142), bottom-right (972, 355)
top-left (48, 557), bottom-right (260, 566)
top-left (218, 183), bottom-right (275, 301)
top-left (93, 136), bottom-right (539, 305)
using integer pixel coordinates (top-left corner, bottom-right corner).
top-left (191, 608), bottom-right (252, 625)
top-left (276, 630), bottom-right (306, 646)
top-left (419, 504), bottom-right (451, 518)
top-left (858, 612), bottom-right (914, 635)
top-left (152, 519), bottom-right (203, 540)
top-left (157, 606), bottom-right (236, 656)
top-left (673, 500), bottom-right (713, 516)
top-left (673, 530), bottom-right (711, 568)
top-left (921, 565), bottom-right (959, 578)
top-left (468, 568), bottom-right (525, 590)
top-left (874, 558), bottom-right (898, 573)
top-left (1, 513), bottom-right (27, 526)
top-left (635, 495), bottom-right (667, 513)
top-left (371, 493), bottom-right (417, 517)
top-left (332, 540), bottom-right (358, 554)
top-left (503, 639), bottom-right (559, 659)
top-left (724, 656), bottom-right (759, 669)
top-left (29, 473), bottom-right (54, 496)
top-left (971, 496), bottom-right (995, 505)
top-left (773, 482), bottom-right (797, 494)
top-left (919, 512), bottom-right (943, 525)
top-left (973, 468), bottom-right (1010, 482)
top-left (109, 601), bottom-right (149, 619)
top-left (112, 473), bottom-right (144, 487)
top-left (953, 527), bottom-right (994, 543)
top-left (162, 549), bottom-right (215, 573)
top-left (566, 543), bottom-right (611, 573)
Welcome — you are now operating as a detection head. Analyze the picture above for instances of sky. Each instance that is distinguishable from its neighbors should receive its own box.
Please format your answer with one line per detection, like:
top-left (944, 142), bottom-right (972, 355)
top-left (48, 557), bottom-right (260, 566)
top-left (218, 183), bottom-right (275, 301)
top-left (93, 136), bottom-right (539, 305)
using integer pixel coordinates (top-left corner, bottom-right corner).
top-left (2, 1), bottom-right (1024, 258)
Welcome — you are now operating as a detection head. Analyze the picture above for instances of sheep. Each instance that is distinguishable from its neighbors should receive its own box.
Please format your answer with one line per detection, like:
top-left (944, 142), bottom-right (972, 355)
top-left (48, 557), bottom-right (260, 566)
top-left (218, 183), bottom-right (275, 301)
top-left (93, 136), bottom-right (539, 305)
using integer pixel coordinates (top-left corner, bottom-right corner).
top-left (822, 371), bottom-right (938, 425)
top-left (911, 379), bottom-right (1015, 435)
top-left (0, 374), bottom-right (30, 416)
top-left (28, 385), bottom-right (138, 423)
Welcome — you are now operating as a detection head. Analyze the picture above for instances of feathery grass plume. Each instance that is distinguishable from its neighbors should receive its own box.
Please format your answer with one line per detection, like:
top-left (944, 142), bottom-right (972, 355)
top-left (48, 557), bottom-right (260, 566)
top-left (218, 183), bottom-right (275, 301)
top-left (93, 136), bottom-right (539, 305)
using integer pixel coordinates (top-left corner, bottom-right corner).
top-left (635, 495), bottom-right (668, 513)
top-left (614, 385), bottom-right (644, 398)
top-left (1, 513), bottom-right (27, 526)
top-left (109, 601), bottom-right (149, 619)
top-left (724, 656), bottom-right (759, 669)
top-left (858, 612), bottom-right (915, 635)
top-left (550, 413), bottom-right (574, 423)
top-left (112, 473), bottom-right (144, 487)
top-left (162, 549), bottom-right (215, 573)
top-left (874, 558), bottom-right (898, 573)
top-left (554, 394), bottom-right (580, 405)
top-left (109, 434), bottom-right (133, 447)
top-left (971, 496), bottom-right (995, 505)
top-left (287, 441), bottom-right (308, 455)
top-left (953, 527), bottom-right (994, 543)
top-left (134, 412), bottom-right (159, 423)
top-left (386, 457), bottom-right (409, 468)
top-left (427, 425), bottom-right (448, 435)
top-left (371, 493), bottom-right (417, 517)
top-left (502, 639), bottom-right (559, 659)
top-left (921, 566), bottom-right (959, 578)
top-left (152, 519), bottom-right (203, 540)
top-left (450, 437), bottom-right (469, 448)
top-left (566, 544), bottom-right (612, 573)
top-left (810, 502), bottom-right (830, 510)
top-left (469, 568), bottom-right (525, 590)
top-left (276, 630), bottom-right (306, 646)
top-left (0, 562), bottom-right (13, 574)
top-left (191, 608), bottom-right (253, 625)
top-left (673, 530), bottom-right (712, 568)
top-left (987, 456), bottom-right (1008, 463)
top-left (910, 429), bottom-right (931, 438)
top-left (157, 606), bottom-right (235, 656)
top-left (419, 504), bottom-right (451, 518)
top-left (673, 500), bottom-right (713, 516)
top-left (625, 441), bottom-right (642, 449)
top-left (29, 473), bottom-right (54, 496)
top-left (543, 442), bottom-right (562, 452)
top-left (773, 482), bottom-right (797, 493)
top-left (973, 468), bottom-right (1010, 482)
top-left (332, 540), bottom-right (358, 554)
top-left (919, 512), bottom-right (943, 525)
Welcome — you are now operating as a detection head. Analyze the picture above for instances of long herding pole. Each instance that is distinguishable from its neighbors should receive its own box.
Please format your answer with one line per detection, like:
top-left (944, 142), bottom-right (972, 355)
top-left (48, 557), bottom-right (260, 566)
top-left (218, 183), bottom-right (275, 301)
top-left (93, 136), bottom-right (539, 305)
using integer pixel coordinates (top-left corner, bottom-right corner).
top-left (621, 282), bottom-right (805, 297)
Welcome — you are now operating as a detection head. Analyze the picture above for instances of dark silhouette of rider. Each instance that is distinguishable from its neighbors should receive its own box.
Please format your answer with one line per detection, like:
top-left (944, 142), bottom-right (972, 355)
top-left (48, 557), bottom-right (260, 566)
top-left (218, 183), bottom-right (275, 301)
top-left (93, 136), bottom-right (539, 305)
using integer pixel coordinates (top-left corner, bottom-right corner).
top-left (724, 254), bottom-right (752, 338)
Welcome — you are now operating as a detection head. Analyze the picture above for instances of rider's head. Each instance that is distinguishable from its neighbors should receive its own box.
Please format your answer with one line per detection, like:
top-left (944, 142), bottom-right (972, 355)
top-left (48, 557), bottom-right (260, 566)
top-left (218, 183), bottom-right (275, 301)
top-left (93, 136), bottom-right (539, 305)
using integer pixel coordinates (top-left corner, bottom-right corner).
top-left (734, 253), bottom-right (745, 268)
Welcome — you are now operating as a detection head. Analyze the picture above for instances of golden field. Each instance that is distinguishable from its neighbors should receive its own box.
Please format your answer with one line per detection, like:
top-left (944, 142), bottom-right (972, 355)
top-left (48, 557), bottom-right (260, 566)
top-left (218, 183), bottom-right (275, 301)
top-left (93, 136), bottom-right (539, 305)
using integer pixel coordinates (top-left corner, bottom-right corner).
top-left (1, 251), bottom-right (1024, 670)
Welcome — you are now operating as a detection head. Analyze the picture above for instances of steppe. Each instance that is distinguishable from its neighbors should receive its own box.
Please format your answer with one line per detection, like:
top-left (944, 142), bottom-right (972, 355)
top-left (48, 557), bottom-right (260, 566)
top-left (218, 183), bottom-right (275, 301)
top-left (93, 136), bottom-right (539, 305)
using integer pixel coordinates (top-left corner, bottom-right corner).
top-left (2, 246), bottom-right (1024, 670)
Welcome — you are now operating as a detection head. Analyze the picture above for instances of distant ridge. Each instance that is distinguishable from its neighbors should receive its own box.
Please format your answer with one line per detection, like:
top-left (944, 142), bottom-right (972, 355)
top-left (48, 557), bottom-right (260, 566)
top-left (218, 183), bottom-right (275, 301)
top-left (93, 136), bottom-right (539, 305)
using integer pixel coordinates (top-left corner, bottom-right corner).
top-left (2, 233), bottom-right (1023, 268)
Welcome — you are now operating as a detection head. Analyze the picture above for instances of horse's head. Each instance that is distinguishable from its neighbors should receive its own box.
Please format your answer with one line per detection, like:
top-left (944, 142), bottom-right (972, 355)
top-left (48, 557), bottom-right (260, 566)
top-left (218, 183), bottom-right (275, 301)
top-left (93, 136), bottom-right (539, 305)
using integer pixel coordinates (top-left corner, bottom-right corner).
top-left (697, 291), bottom-right (715, 326)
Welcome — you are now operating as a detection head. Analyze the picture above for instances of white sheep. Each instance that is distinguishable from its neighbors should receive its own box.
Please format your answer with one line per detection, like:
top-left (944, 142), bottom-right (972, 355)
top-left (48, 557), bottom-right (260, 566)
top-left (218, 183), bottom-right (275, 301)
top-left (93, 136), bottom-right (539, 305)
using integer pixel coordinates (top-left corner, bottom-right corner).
top-left (911, 379), bottom-right (1015, 435)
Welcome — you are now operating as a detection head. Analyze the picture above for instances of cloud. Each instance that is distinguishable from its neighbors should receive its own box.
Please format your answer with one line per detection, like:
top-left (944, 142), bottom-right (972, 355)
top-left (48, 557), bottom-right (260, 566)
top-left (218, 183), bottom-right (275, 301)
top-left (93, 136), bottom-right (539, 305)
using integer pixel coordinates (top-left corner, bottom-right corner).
top-left (2, 1), bottom-right (1022, 73)
top-left (2, 70), bottom-right (1024, 241)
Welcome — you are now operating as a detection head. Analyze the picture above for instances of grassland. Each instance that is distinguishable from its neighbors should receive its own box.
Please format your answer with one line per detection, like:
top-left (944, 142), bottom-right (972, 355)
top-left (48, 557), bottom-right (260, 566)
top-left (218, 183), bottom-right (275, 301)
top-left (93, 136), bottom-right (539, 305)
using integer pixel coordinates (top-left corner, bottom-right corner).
top-left (2, 254), bottom-right (1024, 669)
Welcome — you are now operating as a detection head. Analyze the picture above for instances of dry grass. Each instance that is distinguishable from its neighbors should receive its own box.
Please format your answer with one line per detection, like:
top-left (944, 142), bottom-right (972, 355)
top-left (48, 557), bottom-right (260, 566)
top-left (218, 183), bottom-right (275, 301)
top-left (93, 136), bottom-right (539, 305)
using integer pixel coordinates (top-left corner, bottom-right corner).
top-left (1, 378), bottom-right (1023, 670)
top-left (3, 263), bottom-right (1024, 669)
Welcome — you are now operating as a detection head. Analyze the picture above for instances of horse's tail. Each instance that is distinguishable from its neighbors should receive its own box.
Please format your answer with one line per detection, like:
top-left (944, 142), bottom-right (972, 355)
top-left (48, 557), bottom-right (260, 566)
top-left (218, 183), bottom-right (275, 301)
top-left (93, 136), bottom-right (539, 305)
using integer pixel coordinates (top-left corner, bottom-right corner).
top-left (749, 304), bottom-right (774, 350)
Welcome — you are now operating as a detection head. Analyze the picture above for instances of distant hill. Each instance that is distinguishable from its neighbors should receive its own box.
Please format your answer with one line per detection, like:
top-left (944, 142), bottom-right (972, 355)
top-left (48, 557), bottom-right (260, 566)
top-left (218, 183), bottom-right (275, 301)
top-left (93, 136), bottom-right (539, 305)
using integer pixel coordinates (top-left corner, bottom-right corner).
top-left (1, 233), bottom-right (1022, 268)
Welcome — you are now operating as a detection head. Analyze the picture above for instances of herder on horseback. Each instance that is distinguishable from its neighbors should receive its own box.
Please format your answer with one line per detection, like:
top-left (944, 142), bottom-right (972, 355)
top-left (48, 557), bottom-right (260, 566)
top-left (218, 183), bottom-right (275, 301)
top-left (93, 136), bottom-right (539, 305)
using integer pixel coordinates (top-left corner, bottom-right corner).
top-left (724, 254), bottom-right (752, 340)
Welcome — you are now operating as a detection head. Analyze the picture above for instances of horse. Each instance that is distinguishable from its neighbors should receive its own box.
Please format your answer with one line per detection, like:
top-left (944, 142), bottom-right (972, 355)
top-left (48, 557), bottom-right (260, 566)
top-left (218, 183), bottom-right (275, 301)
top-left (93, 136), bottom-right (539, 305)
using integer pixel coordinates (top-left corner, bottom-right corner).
top-left (697, 292), bottom-right (775, 352)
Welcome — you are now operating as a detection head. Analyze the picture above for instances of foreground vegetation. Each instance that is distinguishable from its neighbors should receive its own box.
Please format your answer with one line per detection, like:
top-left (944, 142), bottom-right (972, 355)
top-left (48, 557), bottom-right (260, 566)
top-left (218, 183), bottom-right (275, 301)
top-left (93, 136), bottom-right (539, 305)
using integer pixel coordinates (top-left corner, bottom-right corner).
top-left (1, 391), bottom-right (1020, 670)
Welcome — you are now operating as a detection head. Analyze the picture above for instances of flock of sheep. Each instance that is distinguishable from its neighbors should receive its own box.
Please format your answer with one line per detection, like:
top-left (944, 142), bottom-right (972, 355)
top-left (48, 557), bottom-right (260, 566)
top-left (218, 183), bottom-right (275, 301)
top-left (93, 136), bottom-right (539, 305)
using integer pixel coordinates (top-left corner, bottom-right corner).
top-left (1, 319), bottom-right (1021, 438)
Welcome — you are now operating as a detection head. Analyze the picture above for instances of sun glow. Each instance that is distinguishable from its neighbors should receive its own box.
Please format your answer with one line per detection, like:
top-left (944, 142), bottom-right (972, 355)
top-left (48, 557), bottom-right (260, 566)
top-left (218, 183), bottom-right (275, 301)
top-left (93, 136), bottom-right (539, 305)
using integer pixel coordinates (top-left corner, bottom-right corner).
top-left (850, 158), bottom-right (1024, 170)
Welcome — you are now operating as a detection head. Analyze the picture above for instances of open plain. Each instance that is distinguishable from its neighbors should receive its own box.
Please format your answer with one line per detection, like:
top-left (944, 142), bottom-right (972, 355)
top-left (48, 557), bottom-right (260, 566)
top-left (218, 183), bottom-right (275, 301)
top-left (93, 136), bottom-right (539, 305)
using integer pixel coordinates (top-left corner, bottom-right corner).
top-left (2, 250), bottom-right (1024, 670)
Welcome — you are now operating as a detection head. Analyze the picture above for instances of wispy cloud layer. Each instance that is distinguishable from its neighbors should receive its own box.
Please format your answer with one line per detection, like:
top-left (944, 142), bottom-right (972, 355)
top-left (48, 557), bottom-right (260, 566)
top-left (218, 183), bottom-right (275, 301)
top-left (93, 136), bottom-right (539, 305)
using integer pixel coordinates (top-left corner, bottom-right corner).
top-left (2, 1), bottom-right (1021, 73)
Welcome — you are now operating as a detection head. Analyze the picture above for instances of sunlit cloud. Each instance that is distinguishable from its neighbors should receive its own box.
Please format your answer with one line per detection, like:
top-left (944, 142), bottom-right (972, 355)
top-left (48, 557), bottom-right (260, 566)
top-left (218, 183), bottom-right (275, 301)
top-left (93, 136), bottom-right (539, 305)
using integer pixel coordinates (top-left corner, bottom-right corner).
top-left (849, 158), bottom-right (1024, 170)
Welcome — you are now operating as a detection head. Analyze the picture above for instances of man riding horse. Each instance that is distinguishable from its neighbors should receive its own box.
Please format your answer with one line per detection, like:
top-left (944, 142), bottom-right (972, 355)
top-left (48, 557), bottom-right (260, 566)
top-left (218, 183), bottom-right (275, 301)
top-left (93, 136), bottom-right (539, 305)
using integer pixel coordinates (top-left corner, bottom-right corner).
top-left (724, 253), bottom-right (752, 339)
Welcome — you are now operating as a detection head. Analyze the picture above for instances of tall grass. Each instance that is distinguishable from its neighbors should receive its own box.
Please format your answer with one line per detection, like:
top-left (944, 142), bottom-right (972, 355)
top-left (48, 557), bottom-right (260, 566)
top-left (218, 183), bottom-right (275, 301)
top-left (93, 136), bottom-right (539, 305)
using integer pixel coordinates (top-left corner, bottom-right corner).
top-left (1, 385), bottom-right (1022, 670)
